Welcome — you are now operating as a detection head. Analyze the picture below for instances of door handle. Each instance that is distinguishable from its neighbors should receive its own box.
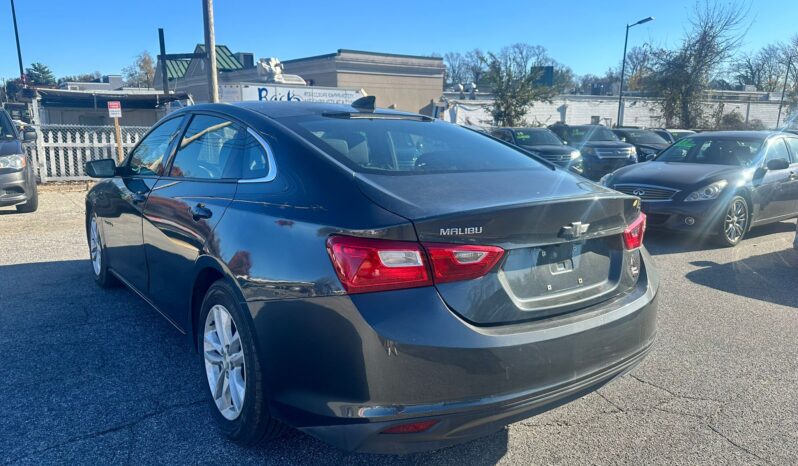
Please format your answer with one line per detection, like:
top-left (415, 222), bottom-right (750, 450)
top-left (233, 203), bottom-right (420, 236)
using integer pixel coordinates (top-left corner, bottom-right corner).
top-left (190, 203), bottom-right (212, 221)
top-left (131, 192), bottom-right (147, 204)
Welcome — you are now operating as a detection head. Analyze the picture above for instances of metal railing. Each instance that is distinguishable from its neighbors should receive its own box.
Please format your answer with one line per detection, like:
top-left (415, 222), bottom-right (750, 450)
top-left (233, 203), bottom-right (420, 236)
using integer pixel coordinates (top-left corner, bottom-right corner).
top-left (24, 124), bottom-right (150, 182)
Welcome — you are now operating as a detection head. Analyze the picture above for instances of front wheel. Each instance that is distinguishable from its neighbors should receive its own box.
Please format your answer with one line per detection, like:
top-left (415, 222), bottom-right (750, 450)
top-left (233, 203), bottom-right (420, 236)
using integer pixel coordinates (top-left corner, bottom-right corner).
top-left (199, 280), bottom-right (285, 445)
top-left (15, 184), bottom-right (38, 213)
top-left (716, 196), bottom-right (749, 247)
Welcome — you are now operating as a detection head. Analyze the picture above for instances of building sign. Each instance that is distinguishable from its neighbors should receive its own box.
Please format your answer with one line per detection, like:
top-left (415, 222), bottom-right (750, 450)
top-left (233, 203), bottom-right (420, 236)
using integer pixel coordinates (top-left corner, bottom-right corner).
top-left (107, 101), bottom-right (122, 118)
top-left (237, 84), bottom-right (364, 104)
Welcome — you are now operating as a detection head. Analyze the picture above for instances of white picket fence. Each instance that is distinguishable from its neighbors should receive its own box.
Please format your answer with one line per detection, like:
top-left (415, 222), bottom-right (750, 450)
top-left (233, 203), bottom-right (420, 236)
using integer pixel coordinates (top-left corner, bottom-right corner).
top-left (24, 125), bottom-right (150, 182)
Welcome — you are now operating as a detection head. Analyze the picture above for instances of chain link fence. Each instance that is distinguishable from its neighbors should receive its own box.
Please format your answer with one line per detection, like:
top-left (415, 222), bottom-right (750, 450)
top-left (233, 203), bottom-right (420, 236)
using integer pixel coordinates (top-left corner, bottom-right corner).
top-left (24, 124), bottom-right (150, 182)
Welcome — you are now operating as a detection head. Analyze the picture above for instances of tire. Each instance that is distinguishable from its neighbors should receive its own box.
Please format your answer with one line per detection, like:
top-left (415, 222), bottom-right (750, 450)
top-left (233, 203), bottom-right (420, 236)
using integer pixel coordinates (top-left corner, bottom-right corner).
top-left (198, 279), bottom-right (285, 445)
top-left (15, 184), bottom-right (38, 213)
top-left (716, 195), bottom-right (750, 247)
top-left (87, 212), bottom-right (118, 288)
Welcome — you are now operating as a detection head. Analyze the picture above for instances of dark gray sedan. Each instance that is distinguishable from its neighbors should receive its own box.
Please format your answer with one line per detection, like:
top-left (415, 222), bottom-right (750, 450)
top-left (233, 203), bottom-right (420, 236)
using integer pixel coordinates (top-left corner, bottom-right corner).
top-left (83, 100), bottom-right (658, 453)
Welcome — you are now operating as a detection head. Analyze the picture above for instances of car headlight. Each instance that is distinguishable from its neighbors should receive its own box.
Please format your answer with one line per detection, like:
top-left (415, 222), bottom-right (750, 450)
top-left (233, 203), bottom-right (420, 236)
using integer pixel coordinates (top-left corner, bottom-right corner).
top-left (685, 180), bottom-right (728, 202)
top-left (0, 154), bottom-right (26, 171)
top-left (599, 174), bottom-right (612, 186)
top-left (570, 150), bottom-right (581, 159)
top-left (628, 147), bottom-right (637, 159)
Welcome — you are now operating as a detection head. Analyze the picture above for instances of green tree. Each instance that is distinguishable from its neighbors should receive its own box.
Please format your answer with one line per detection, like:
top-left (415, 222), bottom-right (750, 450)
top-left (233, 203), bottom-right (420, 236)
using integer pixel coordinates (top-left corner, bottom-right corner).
top-left (25, 62), bottom-right (56, 86)
top-left (482, 44), bottom-right (557, 126)
top-left (122, 51), bottom-right (155, 88)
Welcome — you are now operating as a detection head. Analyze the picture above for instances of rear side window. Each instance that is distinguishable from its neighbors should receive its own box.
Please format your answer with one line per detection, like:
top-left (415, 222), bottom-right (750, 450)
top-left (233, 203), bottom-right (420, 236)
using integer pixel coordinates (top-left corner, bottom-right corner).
top-left (128, 117), bottom-right (183, 176)
top-left (281, 116), bottom-right (545, 174)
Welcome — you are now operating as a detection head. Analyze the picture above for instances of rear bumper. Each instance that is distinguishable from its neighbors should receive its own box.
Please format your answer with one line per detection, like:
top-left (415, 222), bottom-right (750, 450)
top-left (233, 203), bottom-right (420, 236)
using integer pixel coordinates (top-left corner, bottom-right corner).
top-left (0, 169), bottom-right (32, 207)
top-left (246, 249), bottom-right (659, 454)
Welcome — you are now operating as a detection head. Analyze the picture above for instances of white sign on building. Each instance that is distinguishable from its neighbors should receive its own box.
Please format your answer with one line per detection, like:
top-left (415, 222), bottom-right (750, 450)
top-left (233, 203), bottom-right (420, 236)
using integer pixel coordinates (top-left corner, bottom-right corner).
top-left (220, 83), bottom-right (364, 105)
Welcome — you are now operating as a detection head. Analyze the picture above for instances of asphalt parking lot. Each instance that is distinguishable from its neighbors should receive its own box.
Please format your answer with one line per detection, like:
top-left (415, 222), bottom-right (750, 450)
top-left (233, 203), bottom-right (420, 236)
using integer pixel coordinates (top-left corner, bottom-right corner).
top-left (1, 190), bottom-right (796, 465)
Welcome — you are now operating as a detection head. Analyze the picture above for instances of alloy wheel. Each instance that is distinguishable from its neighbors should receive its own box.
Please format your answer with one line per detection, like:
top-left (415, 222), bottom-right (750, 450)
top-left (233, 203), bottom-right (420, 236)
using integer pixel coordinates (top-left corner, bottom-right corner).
top-left (203, 304), bottom-right (247, 421)
top-left (89, 217), bottom-right (101, 276)
top-left (723, 198), bottom-right (748, 244)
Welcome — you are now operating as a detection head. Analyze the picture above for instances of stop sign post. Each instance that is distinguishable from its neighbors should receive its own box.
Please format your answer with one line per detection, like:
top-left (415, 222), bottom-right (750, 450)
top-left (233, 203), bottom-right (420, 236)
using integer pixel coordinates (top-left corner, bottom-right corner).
top-left (107, 101), bottom-right (124, 162)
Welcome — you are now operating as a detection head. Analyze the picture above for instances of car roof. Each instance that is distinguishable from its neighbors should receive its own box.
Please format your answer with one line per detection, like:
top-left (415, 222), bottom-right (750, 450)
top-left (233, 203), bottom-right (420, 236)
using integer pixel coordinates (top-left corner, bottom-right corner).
top-left (685, 130), bottom-right (781, 139)
top-left (230, 101), bottom-right (422, 119)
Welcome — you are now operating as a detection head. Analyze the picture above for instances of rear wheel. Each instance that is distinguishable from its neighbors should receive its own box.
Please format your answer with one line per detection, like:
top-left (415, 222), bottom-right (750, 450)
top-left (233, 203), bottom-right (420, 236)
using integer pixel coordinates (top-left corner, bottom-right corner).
top-left (716, 196), bottom-right (749, 247)
top-left (199, 280), bottom-right (285, 445)
top-left (88, 213), bottom-right (118, 287)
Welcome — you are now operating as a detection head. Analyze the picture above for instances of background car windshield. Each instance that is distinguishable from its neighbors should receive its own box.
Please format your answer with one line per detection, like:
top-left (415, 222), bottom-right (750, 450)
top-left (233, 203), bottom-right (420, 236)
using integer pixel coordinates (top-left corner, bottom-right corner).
top-left (0, 113), bottom-right (15, 139)
top-left (514, 129), bottom-right (563, 146)
top-left (622, 130), bottom-right (668, 144)
top-left (568, 126), bottom-right (618, 142)
top-left (283, 117), bottom-right (546, 174)
top-left (655, 136), bottom-right (764, 166)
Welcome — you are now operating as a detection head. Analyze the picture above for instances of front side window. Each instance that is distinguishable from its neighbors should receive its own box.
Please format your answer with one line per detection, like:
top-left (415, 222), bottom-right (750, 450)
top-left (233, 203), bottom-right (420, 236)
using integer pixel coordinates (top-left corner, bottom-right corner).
top-left (282, 116), bottom-right (546, 174)
top-left (763, 139), bottom-right (790, 164)
top-left (785, 138), bottom-right (798, 163)
top-left (127, 117), bottom-right (184, 176)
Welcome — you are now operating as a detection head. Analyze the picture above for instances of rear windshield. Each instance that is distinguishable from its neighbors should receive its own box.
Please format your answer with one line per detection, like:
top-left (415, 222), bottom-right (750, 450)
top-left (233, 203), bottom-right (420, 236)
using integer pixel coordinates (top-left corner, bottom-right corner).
top-left (561, 126), bottom-right (619, 142)
top-left (655, 136), bottom-right (764, 166)
top-left (280, 116), bottom-right (547, 174)
top-left (514, 129), bottom-right (563, 146)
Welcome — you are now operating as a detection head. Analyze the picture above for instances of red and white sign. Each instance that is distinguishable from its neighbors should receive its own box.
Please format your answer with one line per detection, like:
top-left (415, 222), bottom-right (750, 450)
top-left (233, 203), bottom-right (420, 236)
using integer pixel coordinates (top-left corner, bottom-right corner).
top-left (107, 101), bottom-right (122, 119)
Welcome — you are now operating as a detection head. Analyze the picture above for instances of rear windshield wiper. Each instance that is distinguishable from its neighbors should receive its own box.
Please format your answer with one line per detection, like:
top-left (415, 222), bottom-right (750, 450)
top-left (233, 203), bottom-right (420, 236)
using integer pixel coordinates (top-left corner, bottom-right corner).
top-left (321, 112), bottom-right (433, 122)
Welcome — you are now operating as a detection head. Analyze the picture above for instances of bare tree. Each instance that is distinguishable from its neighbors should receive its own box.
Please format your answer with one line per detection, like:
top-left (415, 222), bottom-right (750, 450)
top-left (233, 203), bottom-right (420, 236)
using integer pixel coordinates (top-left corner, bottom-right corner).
top-left (123, 51), bottom-right (156, 88)
top-left (443, 52), bottom-right (469, 88)
top-left (464, 49), bottom-right (487, 86)
top-left (649, 1), bottom-right (749, 128)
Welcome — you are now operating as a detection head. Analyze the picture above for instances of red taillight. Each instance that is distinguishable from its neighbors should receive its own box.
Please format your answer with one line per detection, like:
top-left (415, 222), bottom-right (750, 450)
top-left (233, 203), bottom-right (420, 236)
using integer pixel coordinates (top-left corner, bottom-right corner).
top-left (623, 213), bottom-right (646, 250)
top-left (381, 419), bottom-right (439, 434)
top-left (326, 236), bottom-right (432, 294)
top-left (326, 236), bottom-right (505, 293)
top-left (423, 243), bottom-right (504, 283)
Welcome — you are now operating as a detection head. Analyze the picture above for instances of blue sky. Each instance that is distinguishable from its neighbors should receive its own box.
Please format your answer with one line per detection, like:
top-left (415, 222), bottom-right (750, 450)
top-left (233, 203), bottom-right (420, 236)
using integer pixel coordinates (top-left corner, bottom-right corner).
top-left (1, 0), bottom-right (795, 81)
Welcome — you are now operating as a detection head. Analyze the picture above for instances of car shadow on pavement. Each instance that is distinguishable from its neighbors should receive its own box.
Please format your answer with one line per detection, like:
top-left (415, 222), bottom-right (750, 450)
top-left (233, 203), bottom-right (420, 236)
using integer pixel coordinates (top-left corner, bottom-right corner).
top-left (1, 258), bottom-right (510, 465)
top-left (685, 248), bottom-right (798, 308)
top-left (645, 221), bottom-right (797, 256)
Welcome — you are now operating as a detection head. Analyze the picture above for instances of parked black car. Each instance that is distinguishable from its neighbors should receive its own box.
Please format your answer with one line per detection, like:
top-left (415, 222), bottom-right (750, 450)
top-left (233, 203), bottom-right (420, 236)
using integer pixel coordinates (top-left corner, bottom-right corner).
top-left (602, 131), bottom-right (798, 246)
top-left (0, 109), bottom-right (38, 212)
top-left (490, 127), bottom-right (583, 173)
top-left (612, 128), bottom-right (671, 161)
top-left (548, 124), bottom-right (637, 180)
top-left (84, 101), bottom-right (658, 454)
top-left (650, 128), bottom-right (696, 144)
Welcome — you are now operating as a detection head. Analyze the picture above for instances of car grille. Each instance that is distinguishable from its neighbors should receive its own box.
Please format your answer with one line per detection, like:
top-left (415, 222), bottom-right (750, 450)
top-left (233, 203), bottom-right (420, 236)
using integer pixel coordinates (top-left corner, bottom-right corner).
top-left (595, 148), bottom-right (633, 159)
top-left (613, 185), bottom-right (677, 201)
top-left (645, 213), bottom-right (670, 225)
top-left (540, 153), bottom-right (572, 163)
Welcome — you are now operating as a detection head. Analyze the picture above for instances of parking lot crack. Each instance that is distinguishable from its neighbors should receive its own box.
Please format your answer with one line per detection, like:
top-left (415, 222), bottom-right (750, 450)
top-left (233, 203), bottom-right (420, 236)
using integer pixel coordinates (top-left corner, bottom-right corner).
top-left (4, 398), bottom-right (205, 465)
top-left (629, 374), bottom-right (727, 403)
top-left (706, 423), bottom-right (772, 465)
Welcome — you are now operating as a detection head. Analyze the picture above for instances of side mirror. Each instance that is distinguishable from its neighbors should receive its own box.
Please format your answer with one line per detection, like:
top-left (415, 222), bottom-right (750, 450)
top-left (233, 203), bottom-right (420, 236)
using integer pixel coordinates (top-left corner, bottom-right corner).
top-left (766, 158), bottom-right (790, 171)
top-left (85, 158), bottom-right (117, 178)
top-left (22, 129), bottom-right (37, 142)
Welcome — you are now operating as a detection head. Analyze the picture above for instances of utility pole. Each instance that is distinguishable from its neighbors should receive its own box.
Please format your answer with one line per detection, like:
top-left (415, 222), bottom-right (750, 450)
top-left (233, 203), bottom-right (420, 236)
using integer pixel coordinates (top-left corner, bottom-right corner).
top-left (158, 28), bottom-right (170, 98)
top-left (776, 49), bottom-right (795, 130)
top-left (617, 16), bottom-right (654, 127)
top-left (10, 0), bottom-right (25, 84)
top-left (202, 0), bottom-right (219, 103)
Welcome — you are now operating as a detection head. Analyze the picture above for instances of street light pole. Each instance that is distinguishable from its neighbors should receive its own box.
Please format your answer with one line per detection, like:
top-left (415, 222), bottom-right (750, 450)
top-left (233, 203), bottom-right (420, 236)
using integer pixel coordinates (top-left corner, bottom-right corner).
top-left (10, 0), bottom-right (25, 84)
top-left (202, 0), bottom-right (219, 103)
top-left (616, 16), bottom-right (654, 128)
top-left (776, 48), bottom-right (795, 130)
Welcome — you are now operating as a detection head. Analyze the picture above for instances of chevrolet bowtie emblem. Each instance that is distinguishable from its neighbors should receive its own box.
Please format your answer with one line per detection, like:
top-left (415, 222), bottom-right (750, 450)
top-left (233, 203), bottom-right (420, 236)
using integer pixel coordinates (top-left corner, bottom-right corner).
top-left (560, 221), bottom-right (590, 239)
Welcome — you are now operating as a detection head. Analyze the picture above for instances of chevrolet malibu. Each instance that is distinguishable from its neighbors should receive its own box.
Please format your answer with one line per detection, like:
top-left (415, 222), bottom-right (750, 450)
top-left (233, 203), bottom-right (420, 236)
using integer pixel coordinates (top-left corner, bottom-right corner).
top-left (84, 99), bottom-right (658, 454)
